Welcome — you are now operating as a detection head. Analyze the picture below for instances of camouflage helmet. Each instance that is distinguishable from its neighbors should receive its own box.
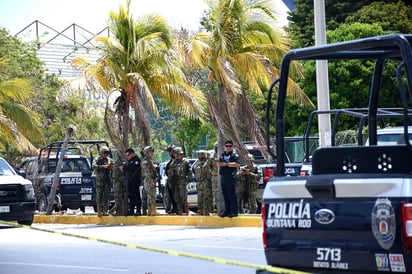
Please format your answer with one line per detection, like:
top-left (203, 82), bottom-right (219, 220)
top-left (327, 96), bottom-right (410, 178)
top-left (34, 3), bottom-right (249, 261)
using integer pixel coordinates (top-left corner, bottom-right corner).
top-left (100, 146), bottom-right (110, 154)
top-left (173, 147), bottom-right (184, 155)
top-left (197, 150), bottom-right (207, 157)
top-left (143, 146), bottom-right (154, 155)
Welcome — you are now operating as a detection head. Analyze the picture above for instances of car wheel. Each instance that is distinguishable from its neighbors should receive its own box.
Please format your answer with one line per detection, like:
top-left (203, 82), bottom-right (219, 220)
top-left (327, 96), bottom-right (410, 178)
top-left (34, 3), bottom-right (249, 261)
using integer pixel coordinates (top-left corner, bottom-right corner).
top-left (18, 215), bottom-right (34, 226)
top-left (242, 207), bottom-right (251, 214)
top-left (37, 193), bottom-right (48, 212)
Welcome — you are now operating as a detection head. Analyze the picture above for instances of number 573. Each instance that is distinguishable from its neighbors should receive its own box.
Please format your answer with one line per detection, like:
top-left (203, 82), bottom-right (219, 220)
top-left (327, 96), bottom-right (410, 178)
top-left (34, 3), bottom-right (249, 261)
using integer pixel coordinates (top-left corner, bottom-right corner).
top-left (316, 247), bottom-right (341, 261)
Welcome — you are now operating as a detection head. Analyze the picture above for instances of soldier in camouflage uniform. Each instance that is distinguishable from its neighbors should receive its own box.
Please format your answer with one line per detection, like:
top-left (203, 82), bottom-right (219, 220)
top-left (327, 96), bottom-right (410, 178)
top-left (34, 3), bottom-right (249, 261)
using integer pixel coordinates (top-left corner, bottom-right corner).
top-left (192, 150), bottom-right (213, 215)
top-left (171, 147), bottom-right (191, 215)
top-left (141, 146), bottom-right (159, 216)
top-left (139, 148), bottom-right (148, 215)
top-left (92, 146), bottom-right (114, 217)
top-left (110, 150), bottom-right (128, 216)
top-left (236, 155), bottom-right (260, 214)
top-left (210, 143), bottom-right (220, 214)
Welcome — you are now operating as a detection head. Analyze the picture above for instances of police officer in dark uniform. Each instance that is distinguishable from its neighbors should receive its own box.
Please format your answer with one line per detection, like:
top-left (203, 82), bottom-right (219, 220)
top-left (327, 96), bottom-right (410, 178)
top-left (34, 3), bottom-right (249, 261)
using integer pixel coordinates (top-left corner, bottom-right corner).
top-left (123, 148), bottom-right (142, 216)
top-left (165, 145), bottom-right (177, 214)
top-left (218, 140), bottom-right (241, 217)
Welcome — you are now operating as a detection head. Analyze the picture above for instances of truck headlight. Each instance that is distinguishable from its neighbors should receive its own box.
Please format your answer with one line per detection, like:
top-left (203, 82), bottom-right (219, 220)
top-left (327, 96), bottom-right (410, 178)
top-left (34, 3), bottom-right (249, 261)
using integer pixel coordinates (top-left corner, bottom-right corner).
top-left (24, 183), bottom-right (35, 200)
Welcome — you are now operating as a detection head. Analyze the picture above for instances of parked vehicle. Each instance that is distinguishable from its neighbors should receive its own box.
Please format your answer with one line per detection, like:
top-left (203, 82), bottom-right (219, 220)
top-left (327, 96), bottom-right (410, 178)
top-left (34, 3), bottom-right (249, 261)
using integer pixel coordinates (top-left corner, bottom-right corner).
top-left (260, 34), bottom-right (412, 273)
top-left (298, 108), bottom-right (412, 177)
top-left (19, 140), bottom-right (112, 213)
top-left (0, 156), bottom-right (35, 225)
top-left (367, 126), bottom-right (412, 145)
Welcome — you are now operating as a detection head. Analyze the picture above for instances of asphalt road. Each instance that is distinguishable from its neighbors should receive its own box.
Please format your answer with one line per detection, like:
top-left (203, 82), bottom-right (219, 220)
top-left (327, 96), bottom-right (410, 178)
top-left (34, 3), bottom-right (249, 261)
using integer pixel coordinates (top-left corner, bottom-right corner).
top-left (0, 223), bottom-right (268, 274)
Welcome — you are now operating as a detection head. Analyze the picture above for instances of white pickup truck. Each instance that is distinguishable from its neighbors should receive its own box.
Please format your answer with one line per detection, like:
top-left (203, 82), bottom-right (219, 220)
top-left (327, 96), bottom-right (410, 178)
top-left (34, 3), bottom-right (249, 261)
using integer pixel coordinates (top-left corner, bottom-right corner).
top-left (259, 34), bottom-right (412, 274)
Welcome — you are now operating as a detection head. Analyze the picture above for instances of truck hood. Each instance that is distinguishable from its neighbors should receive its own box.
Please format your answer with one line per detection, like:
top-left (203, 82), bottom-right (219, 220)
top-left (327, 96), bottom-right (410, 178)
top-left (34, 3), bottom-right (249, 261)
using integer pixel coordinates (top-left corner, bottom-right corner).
top-left (0, 174), bottom-right (32, 185)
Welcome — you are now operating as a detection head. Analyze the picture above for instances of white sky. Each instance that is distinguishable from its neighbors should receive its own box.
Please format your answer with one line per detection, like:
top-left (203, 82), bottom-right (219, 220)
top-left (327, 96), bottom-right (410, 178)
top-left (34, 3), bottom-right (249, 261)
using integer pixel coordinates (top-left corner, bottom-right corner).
top-left (0, 0), bottom-right (288, 36)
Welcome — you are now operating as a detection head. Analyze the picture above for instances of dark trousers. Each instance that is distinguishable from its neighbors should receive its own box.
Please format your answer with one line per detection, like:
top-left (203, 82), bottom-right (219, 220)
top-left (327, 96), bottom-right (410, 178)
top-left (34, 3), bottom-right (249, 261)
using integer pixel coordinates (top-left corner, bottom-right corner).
top-left (167, 182), bottom-right (177, 213)
top-left (128, 182), bottom-right (142, 215)
top-left (220, 175), bottom-right (238, 215)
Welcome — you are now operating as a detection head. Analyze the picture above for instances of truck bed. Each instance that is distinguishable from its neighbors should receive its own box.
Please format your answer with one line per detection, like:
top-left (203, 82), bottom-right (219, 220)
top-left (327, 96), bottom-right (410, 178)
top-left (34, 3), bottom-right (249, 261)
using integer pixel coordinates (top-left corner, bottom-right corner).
top-left (262, 145), bottom-right (412, 273)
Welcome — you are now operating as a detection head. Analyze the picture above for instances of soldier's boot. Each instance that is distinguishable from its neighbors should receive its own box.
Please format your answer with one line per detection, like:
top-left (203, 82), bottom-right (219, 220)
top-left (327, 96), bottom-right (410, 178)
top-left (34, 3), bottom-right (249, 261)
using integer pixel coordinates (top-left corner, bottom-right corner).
top-left (203, 209), bottom-right (210, 216)
top-left (152, 206), bottom-right (159, 216)
top-left (150, 206), bottom-right (159, 216)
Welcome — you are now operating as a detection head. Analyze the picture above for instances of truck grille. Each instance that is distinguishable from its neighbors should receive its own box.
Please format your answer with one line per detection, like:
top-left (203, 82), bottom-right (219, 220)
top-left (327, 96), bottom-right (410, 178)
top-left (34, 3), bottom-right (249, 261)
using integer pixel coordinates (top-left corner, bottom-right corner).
top-left (0, 184), bottom-right (24, 203)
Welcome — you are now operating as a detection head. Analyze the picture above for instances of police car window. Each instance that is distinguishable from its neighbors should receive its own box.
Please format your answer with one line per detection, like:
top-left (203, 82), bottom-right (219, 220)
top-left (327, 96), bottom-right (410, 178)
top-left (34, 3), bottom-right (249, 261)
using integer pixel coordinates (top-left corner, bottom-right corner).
top-left (61, 161), bottom-right (72, 172)
top-left (377, 134), bottom-right (400, 145)
top-left (75, 159), bottom-right (89, 171)
top-left (377, 133), bottom-right (412, 145)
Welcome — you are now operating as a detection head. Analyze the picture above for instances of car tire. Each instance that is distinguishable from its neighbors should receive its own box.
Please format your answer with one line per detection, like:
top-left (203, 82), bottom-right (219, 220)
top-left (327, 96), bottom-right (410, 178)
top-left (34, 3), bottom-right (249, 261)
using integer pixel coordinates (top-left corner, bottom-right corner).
top-left (36, 193), bottom-right (48, 212)
top-left (18, 216), bottom-right (34, 226)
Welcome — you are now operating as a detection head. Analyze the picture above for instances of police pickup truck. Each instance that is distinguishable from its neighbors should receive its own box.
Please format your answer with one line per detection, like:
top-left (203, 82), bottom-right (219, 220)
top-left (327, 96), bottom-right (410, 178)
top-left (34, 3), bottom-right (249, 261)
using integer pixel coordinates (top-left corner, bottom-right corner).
top-left (23, 140), bottom-right (111, 212)
top-left (0, 156), bottom-right (35, 225)
top-left (260, 34), bottom-right (412, 273)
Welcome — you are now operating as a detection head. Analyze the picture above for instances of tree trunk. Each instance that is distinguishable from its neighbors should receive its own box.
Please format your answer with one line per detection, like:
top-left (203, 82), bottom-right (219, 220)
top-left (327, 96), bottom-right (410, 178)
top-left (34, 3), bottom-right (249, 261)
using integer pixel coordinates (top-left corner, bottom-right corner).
top-left (217, 83), bottom-right (225, 215)
top-left (45, 125), bottom-right (76, 215)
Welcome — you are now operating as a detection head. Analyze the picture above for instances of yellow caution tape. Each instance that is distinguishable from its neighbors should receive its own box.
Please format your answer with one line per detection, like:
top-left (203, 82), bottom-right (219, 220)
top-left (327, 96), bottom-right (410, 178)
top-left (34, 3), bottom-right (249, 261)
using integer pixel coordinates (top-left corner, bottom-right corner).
top-left (0, 220), bottom-right (309, 274)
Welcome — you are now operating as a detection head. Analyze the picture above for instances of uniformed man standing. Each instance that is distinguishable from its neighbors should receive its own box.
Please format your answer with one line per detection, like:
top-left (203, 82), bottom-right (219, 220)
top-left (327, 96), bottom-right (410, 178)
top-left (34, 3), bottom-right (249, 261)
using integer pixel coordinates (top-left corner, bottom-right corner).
top-left (111, 150), bottom-right (128, 216)
top-left (209, 143), bottom-right (220, 214)
top-left (141, 146), bottom-right (159, 216)
top-left (164, 145), bottom-right (177, 214)
top-left (123, 148), bottom-right (142, 216)
top-left (92, 146), bottom-right (114, 217)
top-left (192, 150), bottom-right (213, 215)
top-left (171, 147), bottom-right (191, 215)
top-left (236, 162), bottom-right (260, 214)
top-left (218, 140), bottom-right (241, 217)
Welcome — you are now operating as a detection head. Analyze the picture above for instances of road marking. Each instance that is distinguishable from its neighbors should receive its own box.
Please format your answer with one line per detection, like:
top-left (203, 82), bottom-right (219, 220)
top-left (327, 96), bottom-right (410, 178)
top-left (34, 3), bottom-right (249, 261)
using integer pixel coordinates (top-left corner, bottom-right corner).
top-left (186, 244), bottom-right (262, 251)
top-left (0, 220), bottom-right (309, 274)
top-left (0, 261), bottom-right (129, 272)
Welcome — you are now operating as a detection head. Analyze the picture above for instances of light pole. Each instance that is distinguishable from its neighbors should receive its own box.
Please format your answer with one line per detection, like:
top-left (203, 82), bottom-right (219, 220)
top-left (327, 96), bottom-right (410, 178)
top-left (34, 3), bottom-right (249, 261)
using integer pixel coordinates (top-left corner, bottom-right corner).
top-left (314, 0), bottom-right (331, 147)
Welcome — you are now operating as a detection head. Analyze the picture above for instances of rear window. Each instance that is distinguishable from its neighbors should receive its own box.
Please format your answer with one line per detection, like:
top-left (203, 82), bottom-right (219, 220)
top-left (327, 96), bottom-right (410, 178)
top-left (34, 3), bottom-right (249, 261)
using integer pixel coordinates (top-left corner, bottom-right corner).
top-left (41, 158), bottom-right (91, 173)
top-left (377, 133), bottom-right (412, 145)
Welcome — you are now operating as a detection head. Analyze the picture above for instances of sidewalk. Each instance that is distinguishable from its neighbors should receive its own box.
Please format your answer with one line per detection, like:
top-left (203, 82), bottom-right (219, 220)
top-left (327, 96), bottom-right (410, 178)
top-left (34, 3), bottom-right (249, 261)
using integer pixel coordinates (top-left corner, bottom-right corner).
top-left (33, 206), bottom-right (262, 227)
top-left (33, 213), bottom-right (262, 227)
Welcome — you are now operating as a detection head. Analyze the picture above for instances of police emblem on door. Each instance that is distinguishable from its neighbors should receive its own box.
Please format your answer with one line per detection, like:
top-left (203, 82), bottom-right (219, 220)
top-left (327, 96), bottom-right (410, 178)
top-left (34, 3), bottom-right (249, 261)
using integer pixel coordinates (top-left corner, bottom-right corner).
top-left (371, 198), bottom-right (396, 250)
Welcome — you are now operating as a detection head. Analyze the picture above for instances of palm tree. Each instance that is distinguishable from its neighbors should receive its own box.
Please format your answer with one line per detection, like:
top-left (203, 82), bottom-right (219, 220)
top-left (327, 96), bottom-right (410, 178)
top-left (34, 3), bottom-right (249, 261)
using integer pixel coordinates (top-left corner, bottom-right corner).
top-left (0, 58), bottom-right (43, 154)
top-left (184, 0), bottom-right (313, 163)
top-left (72, 0), bottom-right (205, 151)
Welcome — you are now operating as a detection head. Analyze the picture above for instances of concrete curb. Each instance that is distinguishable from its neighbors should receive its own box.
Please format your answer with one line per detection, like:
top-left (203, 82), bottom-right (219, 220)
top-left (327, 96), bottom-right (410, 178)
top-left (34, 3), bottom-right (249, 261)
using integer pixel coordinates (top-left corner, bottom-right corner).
top-left (34, 214), bottom-right (262, 227)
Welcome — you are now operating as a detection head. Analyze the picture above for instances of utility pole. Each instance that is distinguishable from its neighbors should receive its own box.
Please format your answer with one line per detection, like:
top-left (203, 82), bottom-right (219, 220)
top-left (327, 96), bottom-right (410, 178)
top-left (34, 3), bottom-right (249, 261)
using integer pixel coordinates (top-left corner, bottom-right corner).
top-left (314, 0), bottom-right (331, 147)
